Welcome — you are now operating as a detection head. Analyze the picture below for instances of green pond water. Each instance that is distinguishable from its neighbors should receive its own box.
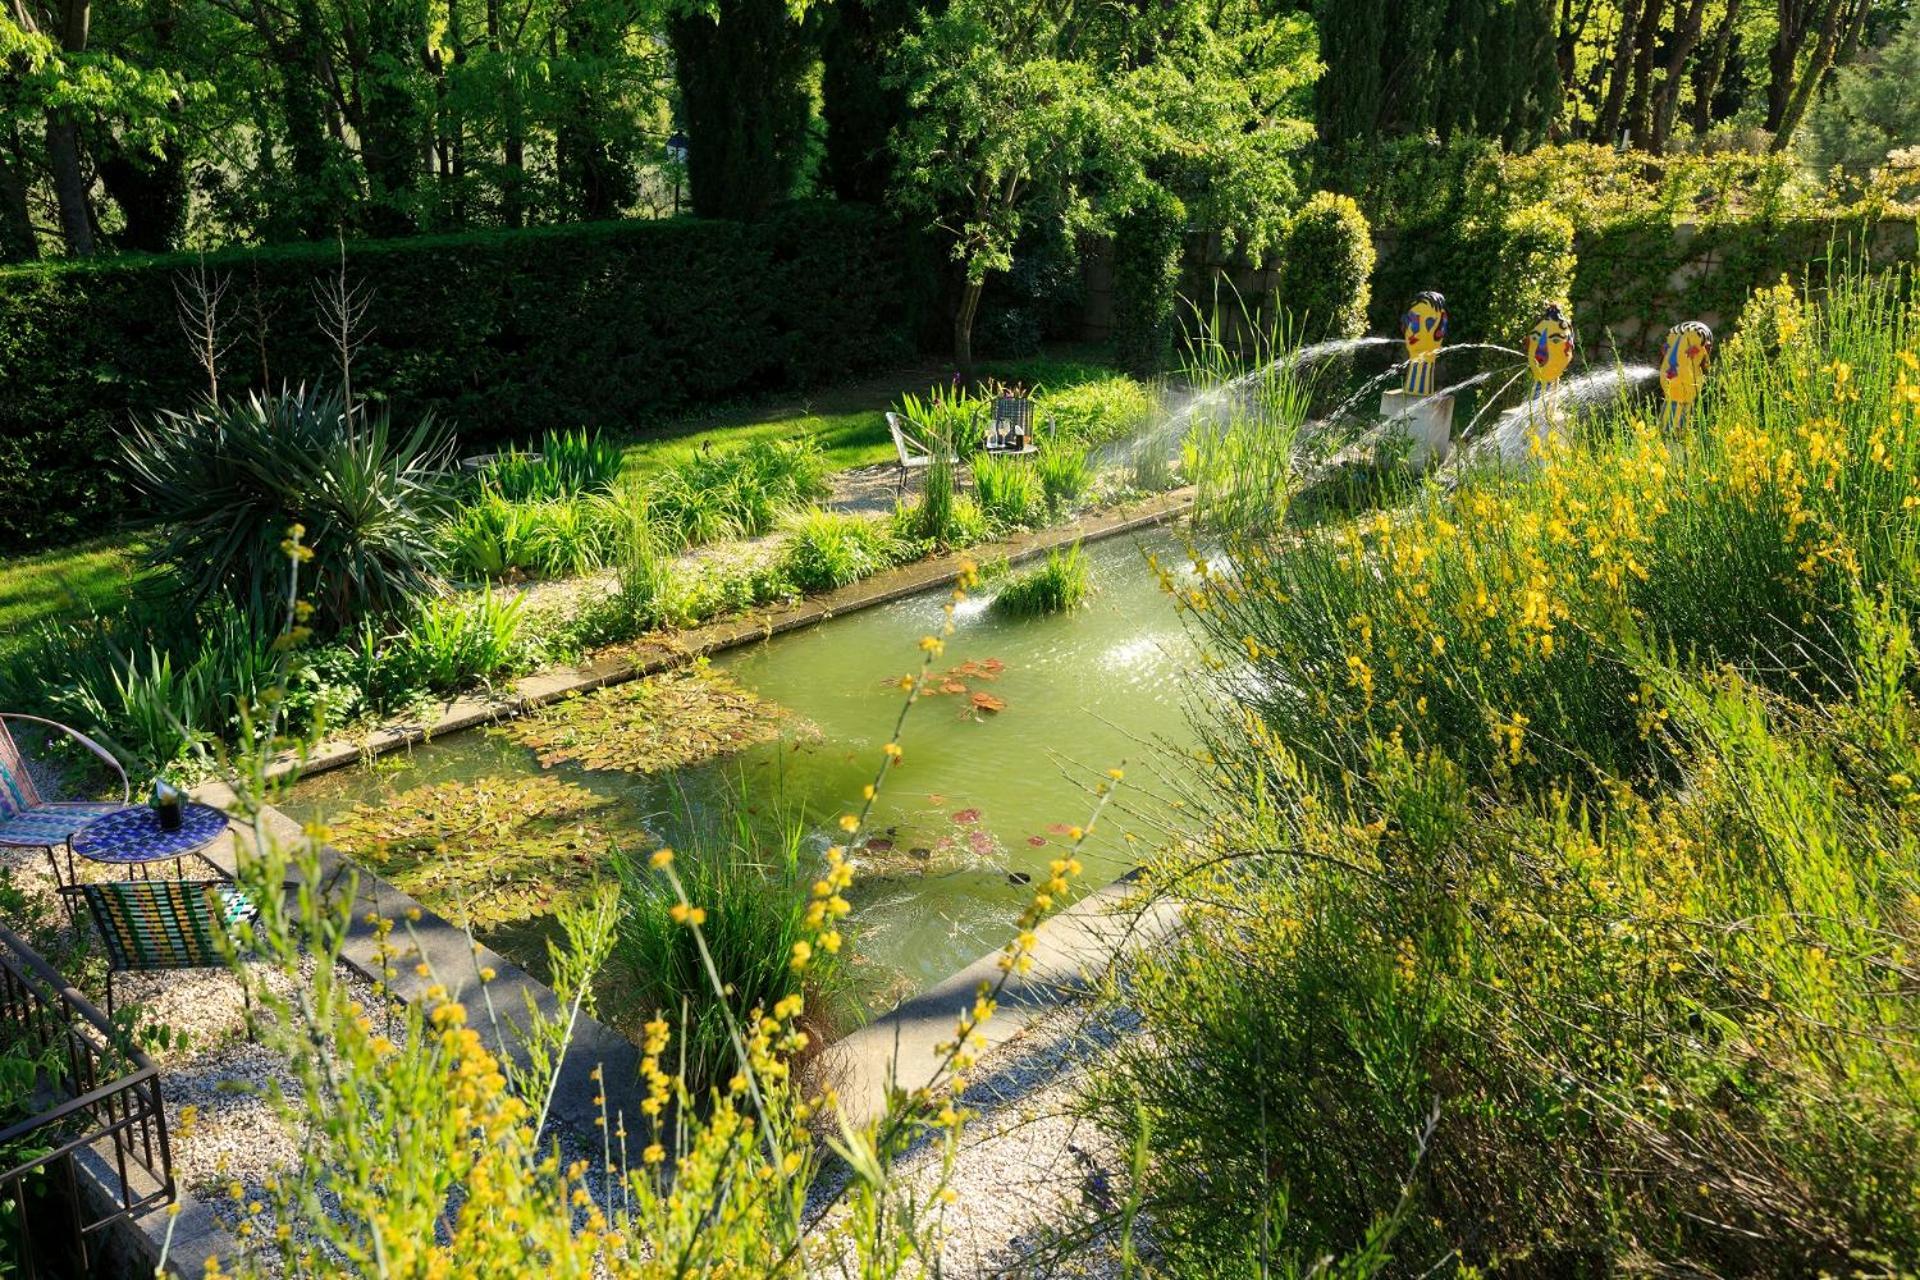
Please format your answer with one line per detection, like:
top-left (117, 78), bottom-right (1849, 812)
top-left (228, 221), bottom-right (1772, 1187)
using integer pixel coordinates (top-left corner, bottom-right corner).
top-left (285, 527), bottom-right (1200, 1008)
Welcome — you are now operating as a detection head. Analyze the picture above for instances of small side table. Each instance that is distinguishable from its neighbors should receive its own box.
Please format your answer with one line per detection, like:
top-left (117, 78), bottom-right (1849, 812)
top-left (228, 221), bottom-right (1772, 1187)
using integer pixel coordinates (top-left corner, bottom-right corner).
top-left (67, 802), bottom-right (232, 882)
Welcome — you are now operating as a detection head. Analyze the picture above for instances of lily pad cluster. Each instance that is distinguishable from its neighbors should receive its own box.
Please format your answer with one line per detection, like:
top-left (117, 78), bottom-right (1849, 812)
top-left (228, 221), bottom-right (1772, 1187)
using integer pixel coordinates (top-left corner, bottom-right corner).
top-left (500, 666), bottom-right (801, 773)
top-left (907, 657), bottom-right (1010, 719)
top-left (328, 775), bottom-right (632, 929)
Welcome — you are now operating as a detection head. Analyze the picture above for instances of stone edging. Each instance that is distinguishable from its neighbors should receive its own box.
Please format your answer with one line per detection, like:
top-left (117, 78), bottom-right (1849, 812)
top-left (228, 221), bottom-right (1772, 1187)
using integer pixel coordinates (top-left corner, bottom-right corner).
top-left (276, 489), bottom-right (1195, 783)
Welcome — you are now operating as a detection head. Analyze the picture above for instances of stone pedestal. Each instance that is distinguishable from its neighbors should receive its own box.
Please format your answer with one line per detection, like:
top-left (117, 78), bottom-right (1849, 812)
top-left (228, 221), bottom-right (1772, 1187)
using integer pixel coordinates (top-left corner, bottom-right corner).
top-left (1377, 389), bottom-right (1456, 469)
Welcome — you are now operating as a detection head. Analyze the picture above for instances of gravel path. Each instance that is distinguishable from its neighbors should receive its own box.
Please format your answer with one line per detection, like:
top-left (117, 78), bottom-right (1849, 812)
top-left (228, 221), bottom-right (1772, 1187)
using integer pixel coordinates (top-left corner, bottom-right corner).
top-left (810, 1000), bottom-right (1145, 1280)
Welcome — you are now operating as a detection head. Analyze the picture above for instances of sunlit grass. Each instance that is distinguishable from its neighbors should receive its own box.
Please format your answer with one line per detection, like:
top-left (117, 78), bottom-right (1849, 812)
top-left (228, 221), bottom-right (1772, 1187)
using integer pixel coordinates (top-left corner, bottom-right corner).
top-left (0, 532), bottom-right (151, 655)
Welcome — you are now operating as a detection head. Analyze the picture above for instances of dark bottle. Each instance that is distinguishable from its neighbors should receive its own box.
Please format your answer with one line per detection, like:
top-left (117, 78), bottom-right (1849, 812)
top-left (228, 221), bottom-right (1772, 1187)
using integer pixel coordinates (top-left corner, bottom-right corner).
top-left (151, 778), bottom-right (184, 832)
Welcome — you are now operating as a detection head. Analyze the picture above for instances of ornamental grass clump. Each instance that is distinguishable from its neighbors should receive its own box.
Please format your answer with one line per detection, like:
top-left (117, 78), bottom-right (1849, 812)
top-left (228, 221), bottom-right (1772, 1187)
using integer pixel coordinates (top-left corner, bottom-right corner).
top-left (608, 798), bottom-right (852, 1100)
top-left (645, 438), bottom-right (829, 548)
top-left (991, 543), bottom-right (1090, 617)
top-left (1100, 261), bottom-right (1920, 1272)
top-left (778, 508), bottom-right (898, 593)
top-left (971, 452), bottom-right (1043, 528)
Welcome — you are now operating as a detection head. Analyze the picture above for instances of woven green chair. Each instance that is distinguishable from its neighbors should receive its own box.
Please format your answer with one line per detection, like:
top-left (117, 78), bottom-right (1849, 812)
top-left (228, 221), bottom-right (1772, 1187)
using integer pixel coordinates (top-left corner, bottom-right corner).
top-left (60, 878), bottom-right (258, 1017)
top-left (0, 713), bottom-right (130, 875)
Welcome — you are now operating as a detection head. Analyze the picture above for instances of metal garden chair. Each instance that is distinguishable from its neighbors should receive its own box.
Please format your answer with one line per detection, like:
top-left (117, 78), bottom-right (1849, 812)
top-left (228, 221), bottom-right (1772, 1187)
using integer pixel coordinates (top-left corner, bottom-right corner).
top-left (0, 713), bottom-right (130, 882)
top-left (886, 412), bottom-right (959, 497)
top-left (59, 878), bottom-right (259, 1019)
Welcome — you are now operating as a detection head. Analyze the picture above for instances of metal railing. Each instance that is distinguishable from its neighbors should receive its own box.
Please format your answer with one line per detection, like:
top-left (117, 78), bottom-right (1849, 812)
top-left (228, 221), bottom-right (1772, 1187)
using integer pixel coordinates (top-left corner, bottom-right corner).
top-left (0, 923), bottom-right (172, 1277)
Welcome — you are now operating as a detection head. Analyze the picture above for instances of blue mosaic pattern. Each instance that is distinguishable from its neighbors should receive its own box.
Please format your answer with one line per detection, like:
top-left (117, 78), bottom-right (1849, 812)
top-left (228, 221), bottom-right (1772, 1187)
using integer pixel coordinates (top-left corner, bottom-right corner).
top-left (70, 802), bottom-right (229, 866)
top-left (0, 802), bottom-right (122, 849)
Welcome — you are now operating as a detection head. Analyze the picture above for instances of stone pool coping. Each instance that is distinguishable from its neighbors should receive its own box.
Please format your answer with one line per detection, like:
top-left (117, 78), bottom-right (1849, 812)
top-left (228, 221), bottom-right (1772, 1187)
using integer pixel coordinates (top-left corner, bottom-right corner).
top-left (273, 487), bottom-right (1195, 784)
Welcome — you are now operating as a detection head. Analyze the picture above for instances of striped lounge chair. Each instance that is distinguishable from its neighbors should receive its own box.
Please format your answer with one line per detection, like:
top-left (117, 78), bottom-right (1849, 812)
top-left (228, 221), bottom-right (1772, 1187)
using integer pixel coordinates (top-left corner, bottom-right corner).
top-left (0, 714), bottom-right (129, 880)
top-left (59, 878), bottom-right (259, 1017)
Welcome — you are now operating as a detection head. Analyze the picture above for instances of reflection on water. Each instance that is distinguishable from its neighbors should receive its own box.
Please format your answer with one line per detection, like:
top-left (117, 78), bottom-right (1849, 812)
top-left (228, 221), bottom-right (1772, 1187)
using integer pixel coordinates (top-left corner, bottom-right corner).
top-left (286, 528), bottom-right (1198, 1009)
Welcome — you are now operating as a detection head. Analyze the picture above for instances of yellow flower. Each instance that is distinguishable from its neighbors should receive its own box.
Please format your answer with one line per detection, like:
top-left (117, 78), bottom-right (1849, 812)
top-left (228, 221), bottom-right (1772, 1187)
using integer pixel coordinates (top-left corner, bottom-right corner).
top-left (650, 847), bottom-right (675, 869)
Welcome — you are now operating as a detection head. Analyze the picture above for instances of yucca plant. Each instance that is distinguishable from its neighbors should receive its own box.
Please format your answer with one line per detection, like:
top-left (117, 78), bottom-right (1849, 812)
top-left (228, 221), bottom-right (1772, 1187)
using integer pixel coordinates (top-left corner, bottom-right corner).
top-left (123, 386), bottom-right (455, 632)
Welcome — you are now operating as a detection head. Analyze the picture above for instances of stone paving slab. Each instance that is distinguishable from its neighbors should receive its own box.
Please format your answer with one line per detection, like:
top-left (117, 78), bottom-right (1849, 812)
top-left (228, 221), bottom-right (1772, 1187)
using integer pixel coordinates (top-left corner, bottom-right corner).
top-left (816, 871), bottom-right (1180, 1133)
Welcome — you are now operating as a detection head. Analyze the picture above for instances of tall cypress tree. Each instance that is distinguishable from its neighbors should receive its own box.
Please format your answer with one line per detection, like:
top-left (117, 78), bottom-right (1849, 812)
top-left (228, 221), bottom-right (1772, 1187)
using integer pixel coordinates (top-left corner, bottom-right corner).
top-left (820, 0), bottom-right (922, 204)
top-left (669, 0), bottom-right (816, 221)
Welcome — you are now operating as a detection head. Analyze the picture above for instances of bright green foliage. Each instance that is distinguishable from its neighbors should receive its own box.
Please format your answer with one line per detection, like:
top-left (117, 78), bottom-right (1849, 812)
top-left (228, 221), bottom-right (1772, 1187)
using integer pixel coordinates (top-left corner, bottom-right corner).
top-left (1103, 263), bottom-right (1920, 1269)
top-left (610, 803), bottom-right (849, 1098)
top-left (778, 509), bottom-right (900, 593)
top-left (122, 386), bottom-right (455, 631)
top-left (1111, 187), bottom-right (1187, 377)
top-left (971, 453), bottom-right (1043, 528)
top-left (1277, 191), bottom-right (1376, 341)
top-left (645, 439), bottom-right (830, 548)
top-left (890, 0), bottom-right (1316, 366)
top-left (0, 205), bottom-right (909, 551)
top-left (0, 535), bottom-right (150, 658)
top-left (1804, 11), bottom-right (1920, 189)
top-left (991, 542), bottom-right (1089, 616)
top-left (1482, 200), bottom-right (1576, 346)
top-left (442, 493), bottom-right (545, 580)
top-left (478, 429), bottom-right (624, 502)
top-left (2, 0), bottom-right (680, 254)
top-left (1034, 445), bottom-right (1093, 513)
top-left (395, 589), bottom-right (526, 694)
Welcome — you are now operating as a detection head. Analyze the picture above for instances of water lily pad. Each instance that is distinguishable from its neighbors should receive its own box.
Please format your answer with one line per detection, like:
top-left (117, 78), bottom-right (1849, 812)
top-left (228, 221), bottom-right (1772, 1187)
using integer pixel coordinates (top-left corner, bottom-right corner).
top-left (328, 776), bottom-right (631, 929)
top-left (500, 666), bottom-right (804, 774)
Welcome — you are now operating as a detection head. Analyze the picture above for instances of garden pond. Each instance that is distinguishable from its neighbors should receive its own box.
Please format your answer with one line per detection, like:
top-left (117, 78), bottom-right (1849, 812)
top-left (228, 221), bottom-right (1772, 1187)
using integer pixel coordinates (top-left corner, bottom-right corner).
top-left (284, 527), bottom-right (1200, 1010)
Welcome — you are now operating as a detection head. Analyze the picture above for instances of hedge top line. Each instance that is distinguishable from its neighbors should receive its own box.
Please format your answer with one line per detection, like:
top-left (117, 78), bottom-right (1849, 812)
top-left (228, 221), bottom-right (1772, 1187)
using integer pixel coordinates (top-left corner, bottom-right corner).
top-left (0, 200), bottom-right (890, 282)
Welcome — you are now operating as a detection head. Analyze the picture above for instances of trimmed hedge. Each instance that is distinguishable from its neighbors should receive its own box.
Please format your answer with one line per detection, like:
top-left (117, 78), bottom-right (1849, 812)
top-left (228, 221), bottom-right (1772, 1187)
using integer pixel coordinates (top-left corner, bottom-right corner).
top-left (1278, 191), bottom-right (1375, 341)
top-left (0, 202), bottom-right (910, 551)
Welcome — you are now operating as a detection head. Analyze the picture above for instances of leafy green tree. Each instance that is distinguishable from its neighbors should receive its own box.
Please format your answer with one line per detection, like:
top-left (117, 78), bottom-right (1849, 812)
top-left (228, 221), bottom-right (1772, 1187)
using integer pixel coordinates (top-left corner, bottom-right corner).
top-left (891, 0), bottom-right (1315, 372)
top-left (1803, 9), bottom-right (1920, 180)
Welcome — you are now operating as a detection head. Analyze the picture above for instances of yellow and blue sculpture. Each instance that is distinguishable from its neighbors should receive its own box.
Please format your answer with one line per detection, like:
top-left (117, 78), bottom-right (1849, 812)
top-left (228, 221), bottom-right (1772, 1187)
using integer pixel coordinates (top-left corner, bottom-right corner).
top-left (1400, 292), bottom-right (1448, 396)
top-left (1658, 321), bottom-right (1713, 430)
top-left (1523, 302), bottom-right (1575, 434)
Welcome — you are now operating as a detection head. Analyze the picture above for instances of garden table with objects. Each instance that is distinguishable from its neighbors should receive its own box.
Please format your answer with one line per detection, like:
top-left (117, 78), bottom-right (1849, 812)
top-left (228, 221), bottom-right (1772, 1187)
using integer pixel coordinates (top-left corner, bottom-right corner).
top-left (979, 394), bottom-right (1042, 457)
top-left (66, 801), bottom-right (232, 883)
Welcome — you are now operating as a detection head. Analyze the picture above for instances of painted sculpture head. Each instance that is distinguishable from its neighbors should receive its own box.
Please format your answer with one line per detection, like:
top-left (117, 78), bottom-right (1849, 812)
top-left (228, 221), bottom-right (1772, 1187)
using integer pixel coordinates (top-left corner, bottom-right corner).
top-left (1660, 321), bottom-right (1714, 406)
top-left (1401, 292), bottom-right (1449, 395)
top-left (1402, 292), bottom-right (1449, 361)
top-left (1527, 304), bottom-right (1575, 385)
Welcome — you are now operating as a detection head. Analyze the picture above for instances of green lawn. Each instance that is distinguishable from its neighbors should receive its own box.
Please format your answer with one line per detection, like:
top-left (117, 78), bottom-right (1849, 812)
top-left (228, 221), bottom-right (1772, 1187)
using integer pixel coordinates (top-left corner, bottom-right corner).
top-left (0, 349), bottom-right (1132, 644)
top-left (616, 349), bottom-right (1136, 479)
top-left (0, 533), bottom-right (151, 653)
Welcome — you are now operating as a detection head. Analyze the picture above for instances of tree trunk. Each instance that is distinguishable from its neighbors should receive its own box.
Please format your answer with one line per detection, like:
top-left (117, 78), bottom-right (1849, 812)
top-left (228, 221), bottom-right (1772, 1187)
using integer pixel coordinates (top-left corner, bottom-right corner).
top-left (1697, 0), bottom-right (1743, 132)
top-left (1689, 0), bottom-right (1742, 134)
top-left (1770, 0), bottom-right (1852, 150)
top-left (40, 0), bottom-right (94, 256)
top-left (1650, 0), bottom-right (1709, 151)
top-left (954, 279), bottom-right (983, 378)
top-left (1624, 0), bottom-right (1663, 147)
top-left (1596, 0), bottom-right (1641, 142)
